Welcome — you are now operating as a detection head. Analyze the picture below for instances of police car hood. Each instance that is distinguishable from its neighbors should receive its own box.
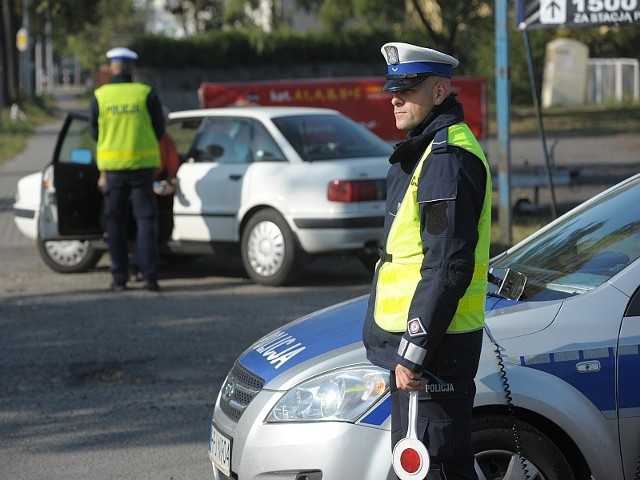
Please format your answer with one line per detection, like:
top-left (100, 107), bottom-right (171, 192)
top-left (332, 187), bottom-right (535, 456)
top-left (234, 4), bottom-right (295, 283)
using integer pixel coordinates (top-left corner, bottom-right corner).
top-left (236, 294), bottom-right (561, 389)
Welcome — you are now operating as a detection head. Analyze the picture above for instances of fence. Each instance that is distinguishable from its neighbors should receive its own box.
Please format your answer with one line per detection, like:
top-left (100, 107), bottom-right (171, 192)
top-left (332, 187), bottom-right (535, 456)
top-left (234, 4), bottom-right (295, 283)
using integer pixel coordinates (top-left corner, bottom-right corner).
top-left (586, 58), bottom-right (639, 105)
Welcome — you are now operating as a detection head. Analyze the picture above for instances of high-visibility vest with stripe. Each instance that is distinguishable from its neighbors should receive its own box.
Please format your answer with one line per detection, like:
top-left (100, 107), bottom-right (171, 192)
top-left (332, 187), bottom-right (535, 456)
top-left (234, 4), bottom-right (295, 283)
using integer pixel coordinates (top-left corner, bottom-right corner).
top-left (374, 123), bottom-right (492, 333)
top-left (94, 83), bottom-right (160, 171)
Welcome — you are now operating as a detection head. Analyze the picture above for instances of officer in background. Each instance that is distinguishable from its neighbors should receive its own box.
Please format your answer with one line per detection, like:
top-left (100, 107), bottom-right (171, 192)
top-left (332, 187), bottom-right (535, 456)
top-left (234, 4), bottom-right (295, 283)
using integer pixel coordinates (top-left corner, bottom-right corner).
top-left (362, 42), bottom-right (492, 479)
top-left (90, 47), bottom-right (165, 292)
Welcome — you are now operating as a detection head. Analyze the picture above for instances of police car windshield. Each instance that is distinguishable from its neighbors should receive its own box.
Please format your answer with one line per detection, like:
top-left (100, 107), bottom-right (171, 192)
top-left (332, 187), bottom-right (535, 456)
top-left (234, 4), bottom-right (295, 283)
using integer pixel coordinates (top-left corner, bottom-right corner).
top-left (491, 176), bottom-right (640, 301)
top-left (273, 114), bottom-right (393, 161)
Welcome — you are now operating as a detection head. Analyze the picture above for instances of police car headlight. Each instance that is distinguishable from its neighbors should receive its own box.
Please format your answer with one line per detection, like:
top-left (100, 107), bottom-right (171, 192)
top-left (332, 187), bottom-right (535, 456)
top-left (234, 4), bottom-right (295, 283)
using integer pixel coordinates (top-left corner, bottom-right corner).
top-left (266, 365), bottom-right (389, 422)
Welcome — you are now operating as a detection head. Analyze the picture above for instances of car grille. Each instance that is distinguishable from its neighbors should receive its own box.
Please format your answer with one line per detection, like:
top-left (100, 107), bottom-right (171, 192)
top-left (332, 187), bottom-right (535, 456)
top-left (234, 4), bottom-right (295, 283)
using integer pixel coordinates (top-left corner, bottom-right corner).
top-left (219, 362), bottom-right (264, 422)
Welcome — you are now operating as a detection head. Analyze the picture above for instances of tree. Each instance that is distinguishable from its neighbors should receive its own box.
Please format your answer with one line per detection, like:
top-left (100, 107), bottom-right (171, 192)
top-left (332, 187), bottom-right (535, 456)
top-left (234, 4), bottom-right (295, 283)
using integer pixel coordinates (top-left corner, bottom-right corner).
top-left (294, 0), bottom-right (492, 61)
top-left (224, 0), bottom-right (279, 31)
top-left (57, 0), bottom-right (146, 74)
top-left (1, 0), bottom-right (19, 104)
top-left (296, 0), bottom-right (405, 33)
top-left (165, 0), bottom-right (224, 34)
top-left (407, 0), bottom-right (493, 55)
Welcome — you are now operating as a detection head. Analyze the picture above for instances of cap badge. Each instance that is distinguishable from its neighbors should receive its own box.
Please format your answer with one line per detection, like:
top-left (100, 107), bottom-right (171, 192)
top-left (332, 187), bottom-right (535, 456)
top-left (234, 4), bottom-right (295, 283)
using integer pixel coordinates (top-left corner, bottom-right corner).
top-left (385, 46), bottom-right (399, 65)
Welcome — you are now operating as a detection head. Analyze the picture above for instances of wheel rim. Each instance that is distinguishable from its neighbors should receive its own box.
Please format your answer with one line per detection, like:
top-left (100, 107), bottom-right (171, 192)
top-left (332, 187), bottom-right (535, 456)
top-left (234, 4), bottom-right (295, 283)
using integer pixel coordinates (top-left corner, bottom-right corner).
top-left (43, 240), bottom-right (91, 267)
top-left (246, 220), bottom-right (285, 277)
top-left (475, 450), bottom-right (545, 480)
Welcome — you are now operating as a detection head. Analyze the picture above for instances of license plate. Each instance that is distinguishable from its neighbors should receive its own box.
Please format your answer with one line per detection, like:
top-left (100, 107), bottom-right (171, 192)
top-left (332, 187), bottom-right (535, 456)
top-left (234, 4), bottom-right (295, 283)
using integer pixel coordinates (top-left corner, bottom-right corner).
top-left (209, 423), bottom-right (232, 476)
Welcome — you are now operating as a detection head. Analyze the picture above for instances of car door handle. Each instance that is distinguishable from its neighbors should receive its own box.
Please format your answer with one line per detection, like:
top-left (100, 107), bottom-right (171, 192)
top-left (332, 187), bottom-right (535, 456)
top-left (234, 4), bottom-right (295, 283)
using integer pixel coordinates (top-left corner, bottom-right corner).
top-left (229, 174), bottom-right (242, 181)
top-left (576, 360), bottom-right (601, 373)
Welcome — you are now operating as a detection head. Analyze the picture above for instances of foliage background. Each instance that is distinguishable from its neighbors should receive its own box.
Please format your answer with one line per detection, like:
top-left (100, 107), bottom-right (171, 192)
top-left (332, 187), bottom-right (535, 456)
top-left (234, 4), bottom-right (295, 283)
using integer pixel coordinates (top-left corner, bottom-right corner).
top-left (2, 0), bottom-right (640, 107)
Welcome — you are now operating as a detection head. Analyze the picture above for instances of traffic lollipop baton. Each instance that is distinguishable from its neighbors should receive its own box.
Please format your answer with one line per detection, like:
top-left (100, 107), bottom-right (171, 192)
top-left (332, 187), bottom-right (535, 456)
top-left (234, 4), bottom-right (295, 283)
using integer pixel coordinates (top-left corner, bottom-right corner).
top-left (392, 390), bottom-right (430, 479)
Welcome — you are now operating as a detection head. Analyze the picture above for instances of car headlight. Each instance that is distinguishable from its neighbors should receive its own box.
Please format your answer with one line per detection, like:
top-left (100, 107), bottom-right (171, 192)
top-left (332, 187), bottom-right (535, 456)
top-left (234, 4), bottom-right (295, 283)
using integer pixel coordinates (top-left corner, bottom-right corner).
top-left (266, 365), bottom-right (389, 423)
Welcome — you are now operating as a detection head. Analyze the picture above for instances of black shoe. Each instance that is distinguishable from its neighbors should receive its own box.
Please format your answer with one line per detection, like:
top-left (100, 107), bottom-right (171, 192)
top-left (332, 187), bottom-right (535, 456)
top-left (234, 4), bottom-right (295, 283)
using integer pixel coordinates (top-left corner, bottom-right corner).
top-left (144, 280), bottom-right (160, 292)
top-left (110, 282), bottom-right (127, 292)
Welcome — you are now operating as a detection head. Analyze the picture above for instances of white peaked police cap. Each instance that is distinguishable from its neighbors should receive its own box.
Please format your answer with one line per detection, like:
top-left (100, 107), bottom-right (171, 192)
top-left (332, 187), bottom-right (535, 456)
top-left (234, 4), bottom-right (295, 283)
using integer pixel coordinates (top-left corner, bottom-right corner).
top-left (381, 42), bottom-right (459, 92)
top-left (106, 47), bottom-right (138, 62)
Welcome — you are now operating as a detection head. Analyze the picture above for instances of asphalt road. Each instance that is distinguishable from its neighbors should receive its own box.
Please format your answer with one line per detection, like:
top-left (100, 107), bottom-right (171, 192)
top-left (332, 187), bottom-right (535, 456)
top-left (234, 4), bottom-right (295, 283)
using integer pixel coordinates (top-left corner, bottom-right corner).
top-left (0, 238), bottom-right (373, 480)
top-left (1, 88), bottom-right (638, 479)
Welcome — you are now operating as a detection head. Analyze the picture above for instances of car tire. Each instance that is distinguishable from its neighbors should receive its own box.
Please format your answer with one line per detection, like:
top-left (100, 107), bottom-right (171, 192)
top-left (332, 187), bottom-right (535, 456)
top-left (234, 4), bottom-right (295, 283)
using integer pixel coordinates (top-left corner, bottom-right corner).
top-left (472, 414), bottom-right (575, 480)
top-left (241, 210), bottom-right (300, 286)
top-left (37, 237), bottom-right (103, 273)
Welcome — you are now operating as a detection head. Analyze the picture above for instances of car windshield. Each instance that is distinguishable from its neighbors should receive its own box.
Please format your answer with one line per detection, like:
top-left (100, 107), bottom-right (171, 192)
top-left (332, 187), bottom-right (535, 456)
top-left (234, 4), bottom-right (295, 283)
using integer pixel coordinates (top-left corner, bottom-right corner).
top-left (273, 114), bottom-right (393, 161)
top-left (491, 176), bottom-right (640, 301)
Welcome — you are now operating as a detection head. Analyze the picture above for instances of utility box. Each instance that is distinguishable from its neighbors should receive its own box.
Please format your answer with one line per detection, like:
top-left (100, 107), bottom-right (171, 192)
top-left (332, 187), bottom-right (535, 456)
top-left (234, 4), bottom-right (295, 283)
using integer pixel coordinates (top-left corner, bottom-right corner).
top-left (541, 38), bottom-right (589, 108)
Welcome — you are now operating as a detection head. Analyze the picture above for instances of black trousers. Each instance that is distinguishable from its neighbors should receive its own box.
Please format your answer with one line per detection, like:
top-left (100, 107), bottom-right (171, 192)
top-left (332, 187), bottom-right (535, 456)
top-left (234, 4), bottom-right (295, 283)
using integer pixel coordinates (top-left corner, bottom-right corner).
top-left (390, 373), bottom-right (477, 480)
top-left (104, 168), bottom-right (158, 285)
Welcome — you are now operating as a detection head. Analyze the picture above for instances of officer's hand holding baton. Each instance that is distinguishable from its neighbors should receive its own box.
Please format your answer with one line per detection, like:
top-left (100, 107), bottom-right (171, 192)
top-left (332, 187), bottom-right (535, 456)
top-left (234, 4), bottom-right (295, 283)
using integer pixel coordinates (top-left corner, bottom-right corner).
top-left (395, 364), bottom-right (423, 391)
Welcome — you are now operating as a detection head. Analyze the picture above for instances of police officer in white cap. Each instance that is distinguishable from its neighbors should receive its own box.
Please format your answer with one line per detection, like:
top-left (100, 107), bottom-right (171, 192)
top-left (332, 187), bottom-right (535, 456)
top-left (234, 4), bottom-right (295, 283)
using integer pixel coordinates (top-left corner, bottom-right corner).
top-left (90, 47), bottom-right (165, 292)
top-left (363, 42), bottom-right (492, 479)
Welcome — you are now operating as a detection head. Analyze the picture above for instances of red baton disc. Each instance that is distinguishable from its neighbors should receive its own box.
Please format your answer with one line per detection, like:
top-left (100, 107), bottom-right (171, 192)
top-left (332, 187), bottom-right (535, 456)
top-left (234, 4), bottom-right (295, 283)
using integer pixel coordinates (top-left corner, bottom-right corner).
top-left (392, 391), bottom-right (430, 479)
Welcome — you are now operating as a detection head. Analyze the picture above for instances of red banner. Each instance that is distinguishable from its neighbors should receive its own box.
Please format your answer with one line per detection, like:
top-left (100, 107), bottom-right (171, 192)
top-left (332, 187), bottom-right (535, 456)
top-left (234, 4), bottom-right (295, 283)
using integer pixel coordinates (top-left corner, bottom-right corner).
top-left (198, 77), bottom-right (487, 142)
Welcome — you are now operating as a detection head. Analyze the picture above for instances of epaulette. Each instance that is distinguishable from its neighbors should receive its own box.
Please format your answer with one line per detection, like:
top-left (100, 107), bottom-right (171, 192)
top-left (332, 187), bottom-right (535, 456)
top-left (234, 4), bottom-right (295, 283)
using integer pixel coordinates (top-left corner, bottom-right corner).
top-left (431, 127), bottom-right (449, 154)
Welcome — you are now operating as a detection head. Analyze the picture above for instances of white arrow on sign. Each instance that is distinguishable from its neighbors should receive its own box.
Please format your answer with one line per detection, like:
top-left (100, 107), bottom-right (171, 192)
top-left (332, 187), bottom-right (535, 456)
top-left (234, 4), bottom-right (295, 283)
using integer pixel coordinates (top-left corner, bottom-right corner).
top-left (540, 0), bottom-right (567, 24)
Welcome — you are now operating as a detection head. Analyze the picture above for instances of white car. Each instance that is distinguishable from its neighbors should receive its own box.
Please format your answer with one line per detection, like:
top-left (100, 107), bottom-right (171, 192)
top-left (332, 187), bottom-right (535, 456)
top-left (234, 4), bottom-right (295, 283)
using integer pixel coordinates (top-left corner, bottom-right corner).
top-left (13, 107), bottom-right (392, 285)
top-left (208, 173), bottom-right (640, 479)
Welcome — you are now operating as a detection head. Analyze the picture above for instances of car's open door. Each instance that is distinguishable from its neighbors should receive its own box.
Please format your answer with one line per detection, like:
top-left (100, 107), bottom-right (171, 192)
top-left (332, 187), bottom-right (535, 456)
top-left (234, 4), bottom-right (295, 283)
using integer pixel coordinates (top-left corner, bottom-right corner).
top-left (39, 112), bottom-right (103, 240)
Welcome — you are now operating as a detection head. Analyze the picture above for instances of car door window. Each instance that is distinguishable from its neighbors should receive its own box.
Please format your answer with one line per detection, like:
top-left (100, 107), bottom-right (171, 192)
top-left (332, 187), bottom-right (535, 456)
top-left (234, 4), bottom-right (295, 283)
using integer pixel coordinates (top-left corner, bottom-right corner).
top-left (188, 117), bottom-right (253, 164)
top-left (58, 117), bottom-right (96, 164)
top-left (167, 117), bottom-right (202, 159)
top-left (252, 122), bottom-right (286, 162)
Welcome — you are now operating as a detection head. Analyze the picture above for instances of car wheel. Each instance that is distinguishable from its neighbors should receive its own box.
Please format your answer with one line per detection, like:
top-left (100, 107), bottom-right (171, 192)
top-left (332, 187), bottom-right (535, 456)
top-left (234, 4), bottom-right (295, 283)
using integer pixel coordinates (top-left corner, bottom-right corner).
top-left (472, 415), bottom-right (575, 480)
top-left (37, 237), bottom-right (103, 273)
top-left (241, 210), bottom-right (300, 286)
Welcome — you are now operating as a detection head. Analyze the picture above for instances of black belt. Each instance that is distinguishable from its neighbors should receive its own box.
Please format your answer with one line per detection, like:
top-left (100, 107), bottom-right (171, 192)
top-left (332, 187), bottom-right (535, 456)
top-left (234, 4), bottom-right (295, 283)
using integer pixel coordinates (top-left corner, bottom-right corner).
top-left (378, 247), bottom-right (393, 263)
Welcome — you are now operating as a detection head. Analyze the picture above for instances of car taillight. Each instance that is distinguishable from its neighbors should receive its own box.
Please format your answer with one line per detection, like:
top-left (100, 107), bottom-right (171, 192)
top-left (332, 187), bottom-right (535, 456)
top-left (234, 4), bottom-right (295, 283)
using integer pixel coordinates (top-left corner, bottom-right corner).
top-left (327, 179), bottom-right (385, 202)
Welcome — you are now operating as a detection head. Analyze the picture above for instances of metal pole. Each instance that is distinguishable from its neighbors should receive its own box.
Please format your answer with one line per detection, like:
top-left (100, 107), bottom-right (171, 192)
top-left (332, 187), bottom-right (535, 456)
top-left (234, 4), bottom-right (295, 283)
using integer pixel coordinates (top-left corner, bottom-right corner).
top-left (45, 15), bottom-right (53, 91)
top-left (495, 0), bottom-right (512, 244)
top-left (0, 42), bottom-right (4, 131)
top-left (634, 60), bottom-right (639, 102)
top-left (615, 61), bottom-right (622, 101)
top-left (22, 0), bottom-right (32, 97)
top-left (35, 37), bottom-right (42, 95)
top-left (523, 29), bottom-right (558, 219)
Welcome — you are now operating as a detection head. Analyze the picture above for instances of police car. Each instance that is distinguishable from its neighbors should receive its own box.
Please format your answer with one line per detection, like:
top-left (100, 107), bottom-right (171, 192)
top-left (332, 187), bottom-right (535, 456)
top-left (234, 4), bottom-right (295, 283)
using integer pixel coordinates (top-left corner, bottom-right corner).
top-left (209, 173), bottom-right (640, 479)
top-left (12, 107), bottom-right (391, 286)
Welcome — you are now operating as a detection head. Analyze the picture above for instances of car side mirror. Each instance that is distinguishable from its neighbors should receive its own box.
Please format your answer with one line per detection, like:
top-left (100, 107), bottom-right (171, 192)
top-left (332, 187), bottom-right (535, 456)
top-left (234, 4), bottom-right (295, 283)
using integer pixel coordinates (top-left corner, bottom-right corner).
top-left (488, 268), bottom-right (527, 300)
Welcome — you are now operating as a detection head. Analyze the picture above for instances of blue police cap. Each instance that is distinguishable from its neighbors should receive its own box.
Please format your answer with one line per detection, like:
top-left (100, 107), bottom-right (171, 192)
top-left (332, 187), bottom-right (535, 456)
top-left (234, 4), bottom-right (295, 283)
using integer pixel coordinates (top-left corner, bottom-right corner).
top-left (381, 42), bottom-right (459, 92)
top-left (106, 47), bottom-right (138, 62)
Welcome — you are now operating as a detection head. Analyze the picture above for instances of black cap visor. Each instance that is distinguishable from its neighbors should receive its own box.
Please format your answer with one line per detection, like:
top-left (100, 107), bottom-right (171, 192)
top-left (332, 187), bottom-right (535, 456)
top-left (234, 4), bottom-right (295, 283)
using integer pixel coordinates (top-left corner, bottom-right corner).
top-left (382, 74), bottom-right (429, 92)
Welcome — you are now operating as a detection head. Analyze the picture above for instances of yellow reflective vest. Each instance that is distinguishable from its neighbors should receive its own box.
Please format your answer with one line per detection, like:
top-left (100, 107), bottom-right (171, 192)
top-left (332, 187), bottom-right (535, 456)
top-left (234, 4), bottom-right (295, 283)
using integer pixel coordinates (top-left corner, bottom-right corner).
top-left (374, 122), bottom-right (491, 333)
top-left (94, 83), bottom-right (160, 171)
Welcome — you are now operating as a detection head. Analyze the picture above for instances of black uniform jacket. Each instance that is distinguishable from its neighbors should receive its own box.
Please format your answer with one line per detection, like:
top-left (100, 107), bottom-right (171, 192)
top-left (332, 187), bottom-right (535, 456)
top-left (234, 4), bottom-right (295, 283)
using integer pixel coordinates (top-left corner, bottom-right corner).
top-left (362, 94), bottom-right (487, 380)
